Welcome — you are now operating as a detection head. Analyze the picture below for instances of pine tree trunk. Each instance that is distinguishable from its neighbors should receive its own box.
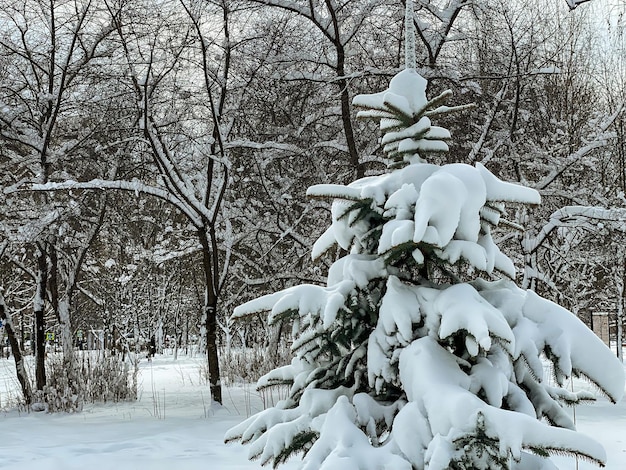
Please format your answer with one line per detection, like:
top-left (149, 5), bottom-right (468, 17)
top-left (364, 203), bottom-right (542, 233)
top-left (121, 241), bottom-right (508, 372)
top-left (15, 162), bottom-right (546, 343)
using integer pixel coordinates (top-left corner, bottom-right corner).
top-left (0, 294), bottom-right (33, 405)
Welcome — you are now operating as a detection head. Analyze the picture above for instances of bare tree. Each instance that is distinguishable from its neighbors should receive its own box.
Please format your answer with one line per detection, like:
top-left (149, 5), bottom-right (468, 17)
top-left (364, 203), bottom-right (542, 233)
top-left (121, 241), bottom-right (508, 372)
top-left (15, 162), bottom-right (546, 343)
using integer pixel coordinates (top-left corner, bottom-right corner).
top-left (0, 0), bottom-right (115, 391)
top-left (25, 0), bottom-right (239, 403)
top-left (247, 0), bottom-right (401, 179)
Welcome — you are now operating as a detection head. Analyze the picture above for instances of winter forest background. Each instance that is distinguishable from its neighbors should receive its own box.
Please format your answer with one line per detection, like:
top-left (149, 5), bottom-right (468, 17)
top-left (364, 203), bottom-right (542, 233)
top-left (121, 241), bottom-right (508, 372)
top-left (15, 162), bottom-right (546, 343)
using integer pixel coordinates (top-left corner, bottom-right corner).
top-left (1, 0), bottom-right (626, 448)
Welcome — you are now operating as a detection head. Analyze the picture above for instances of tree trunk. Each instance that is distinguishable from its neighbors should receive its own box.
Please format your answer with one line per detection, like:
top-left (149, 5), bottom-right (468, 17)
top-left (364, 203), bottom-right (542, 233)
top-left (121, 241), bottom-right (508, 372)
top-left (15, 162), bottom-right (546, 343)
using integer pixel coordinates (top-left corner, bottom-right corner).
top-left (324, 0), bottom-right (361, 180)
top-left (0, 294), bottom-right (33, 405)
top-left (199, 228), bottom-right (222, 404)
top-left (34, 245), bottom-right (48, 390)
top-left (618, 256), bottom-right (625, 362)
top-left (618, 298), bottom-right (624, 362)
top-left (205, 302), bottom-right (222, 404)
top-left (50, 246), bottom-right (75, 366)
top-left (58, 298), bottom-right (74, 365)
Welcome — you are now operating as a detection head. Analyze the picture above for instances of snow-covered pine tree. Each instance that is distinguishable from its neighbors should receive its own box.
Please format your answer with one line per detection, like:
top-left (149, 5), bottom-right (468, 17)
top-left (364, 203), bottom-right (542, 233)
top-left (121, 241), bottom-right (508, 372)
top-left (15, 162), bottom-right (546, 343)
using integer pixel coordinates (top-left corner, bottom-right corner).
top-left (225, 3), bottom-right (625, 468)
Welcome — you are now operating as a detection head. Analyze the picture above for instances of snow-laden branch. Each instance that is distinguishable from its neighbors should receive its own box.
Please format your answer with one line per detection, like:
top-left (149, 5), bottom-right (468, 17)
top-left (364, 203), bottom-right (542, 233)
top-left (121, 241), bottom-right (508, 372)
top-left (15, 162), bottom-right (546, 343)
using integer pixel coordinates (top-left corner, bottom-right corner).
top-left (8, 257), bottom-right (37, 283)
top-left (284, 67), bottom-right (403, 85)
top-left (224, 139), bottom-right (303, 153)
top-left (226, 139), bottom-right (349, 155)
top-left (523, 206), bottom-right (626, 254)
top-left (468, 84), bottom-right (507, 164)
top-left (535, 105), bottom-right (623, 190)
top-left (414, 0), bottom-right (469, 65)
top-left (76, 284), bottom-right (104, 307)
top-left (342, 0), bottom-right (384, 46)
top-left (9, 179), bottom-right (202, 227)
top-left (564, 0), bottom-right (592, 10)
top-left (142, 119), bottom-right (215, 225)
top-left (252, 0), bottom-right (335, 42)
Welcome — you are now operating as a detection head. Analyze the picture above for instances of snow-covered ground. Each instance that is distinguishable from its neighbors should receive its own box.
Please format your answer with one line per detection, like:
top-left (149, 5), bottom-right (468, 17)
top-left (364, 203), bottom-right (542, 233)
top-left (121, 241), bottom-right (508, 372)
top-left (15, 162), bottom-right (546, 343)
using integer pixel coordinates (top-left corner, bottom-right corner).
top-left (0, 352), bottom-right (624, 469)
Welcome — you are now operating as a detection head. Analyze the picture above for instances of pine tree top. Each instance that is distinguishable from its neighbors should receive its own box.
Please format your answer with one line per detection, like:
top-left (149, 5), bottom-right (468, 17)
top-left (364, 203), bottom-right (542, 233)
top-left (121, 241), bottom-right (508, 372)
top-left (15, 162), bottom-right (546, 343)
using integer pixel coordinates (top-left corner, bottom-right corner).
top-left (352, 69), bottom-right (472, 169)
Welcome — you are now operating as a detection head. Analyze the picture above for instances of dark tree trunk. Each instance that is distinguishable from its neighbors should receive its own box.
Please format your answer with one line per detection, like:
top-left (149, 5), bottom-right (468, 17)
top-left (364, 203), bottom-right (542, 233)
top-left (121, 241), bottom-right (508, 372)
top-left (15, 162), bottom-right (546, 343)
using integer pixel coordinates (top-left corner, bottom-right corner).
top-left (325, 0), bottom-right (362, 180)
top-left (34, 245), bottom-right (48, 390)
top-left (0, 296), bottom-right (33, 405)
top-left (205, 302), bottom-right (222, 404)
top-left (199, 228), bottom-right (222, 404)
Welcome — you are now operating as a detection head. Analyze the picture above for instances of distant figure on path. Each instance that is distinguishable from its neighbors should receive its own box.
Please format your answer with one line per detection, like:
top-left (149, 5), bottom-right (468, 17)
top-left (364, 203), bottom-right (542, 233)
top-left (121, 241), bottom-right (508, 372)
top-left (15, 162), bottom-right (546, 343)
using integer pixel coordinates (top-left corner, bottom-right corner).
top-left (148, 335), bottom-right (156, 361)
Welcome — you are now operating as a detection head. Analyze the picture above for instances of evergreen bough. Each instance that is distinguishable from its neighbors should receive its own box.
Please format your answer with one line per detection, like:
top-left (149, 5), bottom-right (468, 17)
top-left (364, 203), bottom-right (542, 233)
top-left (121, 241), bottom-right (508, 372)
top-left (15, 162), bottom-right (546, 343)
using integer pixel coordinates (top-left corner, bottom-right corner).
top-left (226, 46), bottom-right (624, 470)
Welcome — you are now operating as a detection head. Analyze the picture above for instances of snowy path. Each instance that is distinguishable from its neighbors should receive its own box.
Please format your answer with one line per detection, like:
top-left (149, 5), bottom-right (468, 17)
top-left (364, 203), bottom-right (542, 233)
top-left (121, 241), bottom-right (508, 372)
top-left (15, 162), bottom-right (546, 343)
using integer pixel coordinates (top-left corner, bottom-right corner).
top-left (0, 354), bottom-right (624, 469)
top-left (0, 355), bottom-right (297, 470)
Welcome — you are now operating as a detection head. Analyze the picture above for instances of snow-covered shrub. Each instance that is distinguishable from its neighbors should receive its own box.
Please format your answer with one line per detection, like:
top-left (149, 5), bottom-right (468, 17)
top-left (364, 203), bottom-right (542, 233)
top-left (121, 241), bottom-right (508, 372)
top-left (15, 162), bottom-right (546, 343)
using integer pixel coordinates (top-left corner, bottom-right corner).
top-left (219, 343), bottom-right (292, 385)
top-left (225, 65), bottom-right (624, 470)
top-left (38, 356), bottom-right (84, 412)
top-left (34, 352), bottom-right (137, 412)
top-left (80, 352), bottom-right (137, 404)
